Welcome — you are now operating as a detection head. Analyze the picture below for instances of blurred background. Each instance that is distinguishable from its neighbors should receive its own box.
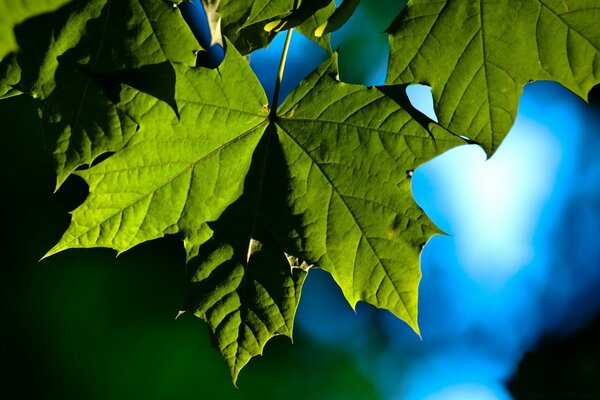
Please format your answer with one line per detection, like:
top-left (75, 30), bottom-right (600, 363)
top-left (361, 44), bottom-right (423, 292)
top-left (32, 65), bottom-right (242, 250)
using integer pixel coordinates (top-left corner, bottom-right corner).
top-left (2, 1), bottom-right (600, 399)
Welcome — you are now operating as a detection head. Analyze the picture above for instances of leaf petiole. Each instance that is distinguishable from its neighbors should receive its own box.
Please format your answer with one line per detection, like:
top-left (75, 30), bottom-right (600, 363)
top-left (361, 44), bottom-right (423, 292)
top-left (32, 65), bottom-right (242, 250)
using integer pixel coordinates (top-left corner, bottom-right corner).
top-left (270, 27), bottom-right (293, 118)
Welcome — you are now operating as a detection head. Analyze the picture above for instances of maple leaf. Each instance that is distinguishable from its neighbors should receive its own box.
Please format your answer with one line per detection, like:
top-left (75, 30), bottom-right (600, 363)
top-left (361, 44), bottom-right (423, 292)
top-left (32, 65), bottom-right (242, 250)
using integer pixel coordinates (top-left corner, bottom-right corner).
top-left (180, 124), bottom-right (309, 384)
top-left (387, 0), bottom-right (600, 154)
top-left (44, 35), bottom-right (464, 380)
top-left (1, 0), bottom-right (199, 188)
top-left (44, 44), bottom-right (279, 383)
top-left (276, 56), bottom-right (464, 333)
top-left (44, 43), bottom-right (267, 258)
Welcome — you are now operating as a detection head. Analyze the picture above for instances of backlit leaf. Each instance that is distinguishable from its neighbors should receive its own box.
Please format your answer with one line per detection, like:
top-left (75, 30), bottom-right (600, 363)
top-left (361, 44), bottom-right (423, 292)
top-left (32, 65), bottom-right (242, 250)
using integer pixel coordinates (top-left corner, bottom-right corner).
top-left (6, 0), bottom-right (199, 187)
top-left (45, 43), bottom-right (267, 258)
top-left (277, 56), bottom-right (464, 331)
top-left (387, 0), bottom-right (600, 154)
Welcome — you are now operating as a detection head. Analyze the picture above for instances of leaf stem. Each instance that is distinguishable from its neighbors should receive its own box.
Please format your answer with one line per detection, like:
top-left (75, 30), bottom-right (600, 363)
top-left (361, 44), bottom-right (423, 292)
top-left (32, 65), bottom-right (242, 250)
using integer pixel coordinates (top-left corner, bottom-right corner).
top-left (270, 27), bottom-right (294, 118)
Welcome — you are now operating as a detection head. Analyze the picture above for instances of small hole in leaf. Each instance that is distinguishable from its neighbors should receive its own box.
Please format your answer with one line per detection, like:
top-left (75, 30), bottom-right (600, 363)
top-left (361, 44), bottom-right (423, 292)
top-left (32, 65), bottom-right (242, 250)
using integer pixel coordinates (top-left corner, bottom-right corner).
top-left (406, 169), bottom-right (414, 179)
top-left (405, 84), bottom-right (437, 122)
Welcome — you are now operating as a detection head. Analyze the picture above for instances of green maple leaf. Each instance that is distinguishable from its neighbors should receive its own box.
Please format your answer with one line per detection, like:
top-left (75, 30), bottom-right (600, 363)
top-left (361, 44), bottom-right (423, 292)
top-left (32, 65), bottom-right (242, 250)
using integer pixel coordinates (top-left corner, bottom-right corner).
top-left (45, 45), bottom-right (281, 383)
top-left (180, 124), bottom-right (309, 383)
top-left (45, 36), bottom-right (463, 380)
top-left (2, 0), bottom-right (199, 188)
top-left (276, 57), bottom-right (463, 332)
top-left (0, 0), bottom-right (74, 59)
top-left (387, 0), bottom-right (600, 154)
top-left (45, 43), bottom-right (267, 258)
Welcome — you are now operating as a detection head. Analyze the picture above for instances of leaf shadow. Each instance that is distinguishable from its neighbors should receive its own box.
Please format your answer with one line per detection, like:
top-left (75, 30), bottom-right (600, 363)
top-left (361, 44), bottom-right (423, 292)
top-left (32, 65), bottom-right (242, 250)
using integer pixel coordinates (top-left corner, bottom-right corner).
top-left (181, 124), bottom-right (308, 382)
top-left (184, 123), bottom-right (307, 292)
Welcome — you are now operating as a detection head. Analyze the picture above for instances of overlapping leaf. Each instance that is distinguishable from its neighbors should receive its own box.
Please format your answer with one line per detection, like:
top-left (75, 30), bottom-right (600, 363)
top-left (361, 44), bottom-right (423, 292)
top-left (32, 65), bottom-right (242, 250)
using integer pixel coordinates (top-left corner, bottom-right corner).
top-left (3, 0), bottom-right (199, 187)
top-left (0, 1), bottom-right (93, 99)
top-left (295, 1), bottom-right (336, 52)
top-left (218, 0), bottom-right (333, 53)
top-left (387, 0), bottom-right (600, 154)
top-left (0, 0), bottom-right (73, 59)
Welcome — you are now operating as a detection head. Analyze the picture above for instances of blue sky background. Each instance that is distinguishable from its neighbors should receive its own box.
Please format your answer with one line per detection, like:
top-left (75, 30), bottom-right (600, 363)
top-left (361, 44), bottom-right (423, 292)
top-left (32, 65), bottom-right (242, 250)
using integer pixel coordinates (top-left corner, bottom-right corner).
top-left (2, 1), bottom-right (600, 399)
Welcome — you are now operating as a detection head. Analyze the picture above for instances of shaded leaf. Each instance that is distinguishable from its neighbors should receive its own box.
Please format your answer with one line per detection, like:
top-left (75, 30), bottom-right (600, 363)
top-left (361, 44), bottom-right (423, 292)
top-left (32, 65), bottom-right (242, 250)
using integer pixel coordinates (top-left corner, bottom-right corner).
top-left (8, 0), bottom-right (199, 187)
top-left (295, 0), bottom-right (336, 52)
top-left (218, 0), bottom-right (332, 54)
top-left (43, 61), bottom-right (140, 189)
top-left (387, 0), bottom-right (600, 154)
top-left (0, 54), bottom-right (21, 98)
top-left (216, 0), bottom-right (292, 54)
top-left (314, 0), bottom-right (360, 37)
top-left (182, 126), bottom-right (307, 383)
top-left (0, 0), bottom-right (73, 59)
